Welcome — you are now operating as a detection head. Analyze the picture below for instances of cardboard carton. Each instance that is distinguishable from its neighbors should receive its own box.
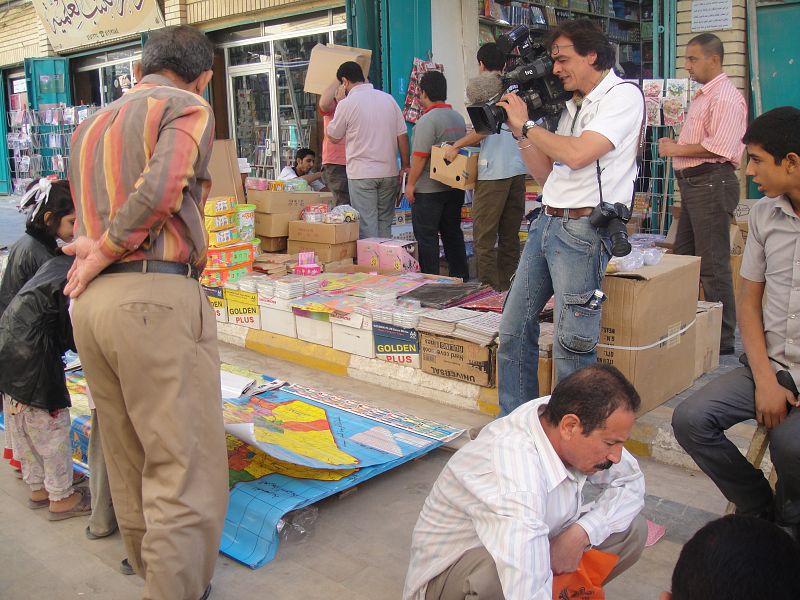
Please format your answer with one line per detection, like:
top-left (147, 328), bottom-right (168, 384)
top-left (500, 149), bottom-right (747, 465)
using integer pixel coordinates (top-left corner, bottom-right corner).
top-left (357, 238), bottom-right (391, 268)
top-left (734, 198), bottom-right (759, 241)
top-left (419, 332), bottom-right (497, 387)
top-left (260, 307), bottom-right (297, 338)
top-left (304, 43), bottom-right (372, 95)
top-left (598, 254), bottom-right (701, 413)
top-left (202, 286), bottom-right (227, 323)
top-left (260, 237), bottom-right (288, 252)
top-left (377, 239), bottom-right (420, 273)
top-left (255, 212), bottom-right (295, 237)
top-left (694, 301), bottom-right (723, 379)
top-left (373, 321), bottom-right (420, 368)
top-left (295, 315), bottom-right (333, 347)
top-left (429, 145), bottom-right (479, 190)
top-left (332, 323), bottom-right (375, 358)
top-left (286, 240), bottom-right (356, 262)
top-left (224, 288), bottom-right (260, 329)
top-left (288, 221), bottom-right (360, 245)
top-left (538, 356), bottom-right (554, 395)
top-left (208, 140), bottom-right (246, 204)
top-left (248, 190), bottom-right (322, 214)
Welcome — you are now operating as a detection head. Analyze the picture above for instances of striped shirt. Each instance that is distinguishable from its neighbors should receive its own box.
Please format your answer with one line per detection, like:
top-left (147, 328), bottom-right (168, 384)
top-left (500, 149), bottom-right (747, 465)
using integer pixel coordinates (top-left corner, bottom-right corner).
top-left (403, 397), bottom-right (645, 600)
top-left (69, 74), bottom-right (215, 270)
top-left (674, 72), bottom-right (746, 170)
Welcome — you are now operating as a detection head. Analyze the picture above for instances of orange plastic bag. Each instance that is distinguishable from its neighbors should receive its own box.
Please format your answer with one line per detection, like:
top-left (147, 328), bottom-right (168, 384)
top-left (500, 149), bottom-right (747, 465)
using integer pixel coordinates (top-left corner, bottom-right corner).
top-left (552, 549), bottom-right (619, 600)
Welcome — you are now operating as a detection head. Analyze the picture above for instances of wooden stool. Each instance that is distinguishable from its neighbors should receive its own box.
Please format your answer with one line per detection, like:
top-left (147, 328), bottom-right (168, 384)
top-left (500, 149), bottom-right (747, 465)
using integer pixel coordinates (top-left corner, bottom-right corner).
top-left (725, 424), bottom-right (778, 515)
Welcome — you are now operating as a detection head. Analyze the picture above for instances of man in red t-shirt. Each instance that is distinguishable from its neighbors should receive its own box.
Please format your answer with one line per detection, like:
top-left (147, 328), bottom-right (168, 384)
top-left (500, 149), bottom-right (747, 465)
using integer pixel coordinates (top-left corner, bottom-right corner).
top-left (319, 81), bottom-right (350, 206)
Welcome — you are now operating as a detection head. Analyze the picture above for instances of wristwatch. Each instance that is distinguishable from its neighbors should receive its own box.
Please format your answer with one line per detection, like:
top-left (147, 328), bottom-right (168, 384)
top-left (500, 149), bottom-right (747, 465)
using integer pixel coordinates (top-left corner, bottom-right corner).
top-left (520, 120), bottom-right (537, 139)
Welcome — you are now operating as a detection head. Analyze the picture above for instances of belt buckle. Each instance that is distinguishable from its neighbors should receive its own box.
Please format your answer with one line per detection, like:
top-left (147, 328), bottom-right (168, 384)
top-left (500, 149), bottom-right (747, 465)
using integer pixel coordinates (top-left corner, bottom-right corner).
top-left (141, 259), bottom-right (148, 274)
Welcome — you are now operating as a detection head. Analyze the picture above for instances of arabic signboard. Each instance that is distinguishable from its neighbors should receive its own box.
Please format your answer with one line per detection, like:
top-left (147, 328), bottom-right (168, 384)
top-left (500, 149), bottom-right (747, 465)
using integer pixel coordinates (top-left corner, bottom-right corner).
top-left (31, 0), bottom-right (165, 53)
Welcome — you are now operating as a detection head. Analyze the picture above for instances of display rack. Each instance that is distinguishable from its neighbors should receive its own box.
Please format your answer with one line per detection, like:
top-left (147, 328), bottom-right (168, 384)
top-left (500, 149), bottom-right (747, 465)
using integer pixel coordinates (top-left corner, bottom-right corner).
top-left (6, 105), bottom-right (97, 194)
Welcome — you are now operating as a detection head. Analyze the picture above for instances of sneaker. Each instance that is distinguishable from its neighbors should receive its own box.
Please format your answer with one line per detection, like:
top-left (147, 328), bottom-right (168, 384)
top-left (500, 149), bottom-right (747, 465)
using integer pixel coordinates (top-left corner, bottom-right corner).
top-left (120, 558), bottom-right (135, 576)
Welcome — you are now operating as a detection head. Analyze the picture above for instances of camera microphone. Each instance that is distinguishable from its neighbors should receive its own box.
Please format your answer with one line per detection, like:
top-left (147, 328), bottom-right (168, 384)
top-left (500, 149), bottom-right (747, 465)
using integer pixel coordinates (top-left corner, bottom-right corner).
top-left (466, 73), bottom-right (505, 105)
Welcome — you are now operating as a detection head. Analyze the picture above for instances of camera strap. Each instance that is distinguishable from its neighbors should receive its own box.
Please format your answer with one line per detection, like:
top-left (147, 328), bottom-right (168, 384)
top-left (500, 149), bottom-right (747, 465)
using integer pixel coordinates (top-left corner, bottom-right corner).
top-left (594, 81), bottom-right (647, 206)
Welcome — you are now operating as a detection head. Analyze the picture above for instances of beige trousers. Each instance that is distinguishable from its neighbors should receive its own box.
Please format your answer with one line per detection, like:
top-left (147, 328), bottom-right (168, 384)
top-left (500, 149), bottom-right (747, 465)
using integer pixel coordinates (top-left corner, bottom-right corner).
top-left (425, 513), bottom-right (648, 600)
top-left (73, 273), bottom-right (229, 600)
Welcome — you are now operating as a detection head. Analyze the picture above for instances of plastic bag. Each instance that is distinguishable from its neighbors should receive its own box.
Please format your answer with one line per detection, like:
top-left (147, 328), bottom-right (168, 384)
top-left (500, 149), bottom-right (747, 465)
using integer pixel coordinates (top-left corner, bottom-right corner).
top-left (324, 204), bottom-right (360, 224)
top-left (276, 506), bottom-right (319, 544)
top-left (551, 549), bottom-right (619, 600)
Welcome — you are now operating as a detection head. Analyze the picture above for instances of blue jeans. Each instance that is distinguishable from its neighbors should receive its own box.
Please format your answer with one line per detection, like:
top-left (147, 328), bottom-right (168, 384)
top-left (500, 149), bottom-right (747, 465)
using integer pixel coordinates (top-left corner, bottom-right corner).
top-left (497, 212), bottom-right (611, 415)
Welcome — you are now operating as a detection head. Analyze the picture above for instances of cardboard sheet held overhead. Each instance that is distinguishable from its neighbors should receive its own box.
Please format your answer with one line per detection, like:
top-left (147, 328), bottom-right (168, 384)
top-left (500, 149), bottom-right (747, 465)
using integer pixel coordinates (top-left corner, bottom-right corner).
top-left (208, 139), bottom-right (246, 204)
top-left (304, 43), bottom-right (372, 95)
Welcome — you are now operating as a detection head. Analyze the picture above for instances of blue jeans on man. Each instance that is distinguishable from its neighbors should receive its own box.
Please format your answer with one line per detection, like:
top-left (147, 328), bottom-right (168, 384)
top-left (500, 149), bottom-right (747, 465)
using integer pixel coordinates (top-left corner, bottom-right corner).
top-left (497, 212), bottom-right (611, 415)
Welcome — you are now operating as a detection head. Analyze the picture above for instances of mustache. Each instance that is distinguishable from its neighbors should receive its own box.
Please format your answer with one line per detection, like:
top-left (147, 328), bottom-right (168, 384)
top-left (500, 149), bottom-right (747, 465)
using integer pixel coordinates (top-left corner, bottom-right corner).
top-left (594, 460), bottom-right (613, 471)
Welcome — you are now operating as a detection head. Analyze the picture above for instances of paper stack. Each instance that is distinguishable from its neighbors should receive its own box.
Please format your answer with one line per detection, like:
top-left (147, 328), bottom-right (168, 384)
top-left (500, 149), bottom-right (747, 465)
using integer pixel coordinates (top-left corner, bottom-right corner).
top-left (274, 276), bottom-right (305, 299)
top-left (417, 307), bottom-right (477, 335)
top-left (453, 312), bottom-right (503, 346)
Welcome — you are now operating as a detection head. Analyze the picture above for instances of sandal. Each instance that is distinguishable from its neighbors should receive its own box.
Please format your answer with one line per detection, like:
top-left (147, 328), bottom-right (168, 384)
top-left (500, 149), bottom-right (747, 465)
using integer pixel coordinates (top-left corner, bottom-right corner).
top-left (73, 471), bottom-right (87, 485)
top-left (47, 488), bottom-right (92, 521)
top-left (27, 497), bottom-right (49, 510)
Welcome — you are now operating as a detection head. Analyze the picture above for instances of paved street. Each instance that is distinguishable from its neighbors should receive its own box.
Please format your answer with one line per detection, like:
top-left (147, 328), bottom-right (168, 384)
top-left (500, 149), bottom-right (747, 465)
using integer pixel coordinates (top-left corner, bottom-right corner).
top-left (0, 194), bottom-right (26, 249)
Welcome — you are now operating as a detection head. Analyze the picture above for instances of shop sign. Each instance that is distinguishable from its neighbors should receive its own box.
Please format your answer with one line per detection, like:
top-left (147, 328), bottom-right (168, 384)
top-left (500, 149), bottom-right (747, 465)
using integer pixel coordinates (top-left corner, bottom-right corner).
top-left (31, 0), bottom-right (165, 52)
top-left (373, 321), bottom-right (420, 368)
top-left (691, 0), bottom-right (733, 32)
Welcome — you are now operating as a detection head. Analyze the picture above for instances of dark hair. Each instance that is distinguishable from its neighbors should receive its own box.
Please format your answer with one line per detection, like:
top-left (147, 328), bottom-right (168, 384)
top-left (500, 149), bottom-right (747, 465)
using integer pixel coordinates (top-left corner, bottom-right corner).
top-left (295, 148), bottom-right (316, 163)
top-left (742, 106), bottom-right (800, 165)
top-left (547, 19), bottom-right (614, 71)
top-left (477, 42), bottom-right (505, 72)
top-left (25, 180), bottom-right (74, 238)
top-left (420, 71), bottom-right (447, 103)
top-left (542, 363), bottom-right (640, 433)
top-left (141, 26), bottom-right (213, 84)
top-left (670, 515), bottom-right (800, 600)
top-left (336, 61), bottom-right (366, 84)
top-left (687, 33), bottom-right (724, 62)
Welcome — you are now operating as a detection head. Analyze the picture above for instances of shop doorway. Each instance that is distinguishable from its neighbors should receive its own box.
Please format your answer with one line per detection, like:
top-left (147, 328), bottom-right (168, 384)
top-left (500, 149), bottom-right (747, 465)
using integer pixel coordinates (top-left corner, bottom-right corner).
top-left (228, 66), bottom-right (277, 180)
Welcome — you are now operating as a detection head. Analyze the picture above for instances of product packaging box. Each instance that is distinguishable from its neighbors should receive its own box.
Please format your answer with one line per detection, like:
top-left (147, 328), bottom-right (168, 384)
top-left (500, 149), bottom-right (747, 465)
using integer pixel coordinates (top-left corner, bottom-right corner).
top-left (304, 43), bottom-right (372, 95)
top-left (734, 198), bottom-right (760, 242)
top-left (377, 239), bottom-right (420, 273)
top-left (260, 237), bottom-right (288, 252)
top-left (598, 254), bottom-right (701, 414)
top-left (294, 314), bottom-right (333, 347)
top-left (538, 356), bottom-right (554, 395)
top-left (260, 306), bottom-right (297, 338)
top-left (255, 212), bottom-right (295, 238)
top-left (224, 288), bottom-right (261, 329)
top-left (288, 221), bottom-right (360, 245)
top-left (429, 145), bottom-right (480, 190)
top-left (208, 139), bottom-right (246, 204)
top-left (332, 323), bottom-right (375, 358)
top-left (286, 240), bottom-right (356, 263)
top-left (357, 238), bottom-right (391, 268)
top-left (694, 301), bottom-right (723, 380)
top-left (202, 286), bottom-right (227, 323)
top-left (373, 321), bottom-right (420, 368)
top-left (248, 190), bottom-right (322, 214)
top-left (419, 332), bottom-right (497, 387)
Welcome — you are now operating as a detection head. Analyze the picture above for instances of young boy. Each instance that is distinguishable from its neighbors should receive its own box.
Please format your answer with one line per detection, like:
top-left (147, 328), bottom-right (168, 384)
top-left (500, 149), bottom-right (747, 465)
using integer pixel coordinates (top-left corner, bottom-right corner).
top-left (672, 106), bottom-right (800, 539)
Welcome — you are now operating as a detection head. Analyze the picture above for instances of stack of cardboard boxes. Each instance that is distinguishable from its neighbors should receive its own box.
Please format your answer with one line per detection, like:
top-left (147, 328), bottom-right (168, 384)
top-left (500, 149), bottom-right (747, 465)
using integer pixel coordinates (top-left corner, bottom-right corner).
top-left (252, 190), bottom-right (334, 252)
top-left (287, 221), bottom-right (359, 264)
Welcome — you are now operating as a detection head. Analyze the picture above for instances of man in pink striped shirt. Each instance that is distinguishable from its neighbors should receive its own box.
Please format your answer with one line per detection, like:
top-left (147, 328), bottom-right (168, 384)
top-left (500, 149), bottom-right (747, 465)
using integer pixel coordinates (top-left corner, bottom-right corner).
top-left (658, 33), bottom-right (747, 355)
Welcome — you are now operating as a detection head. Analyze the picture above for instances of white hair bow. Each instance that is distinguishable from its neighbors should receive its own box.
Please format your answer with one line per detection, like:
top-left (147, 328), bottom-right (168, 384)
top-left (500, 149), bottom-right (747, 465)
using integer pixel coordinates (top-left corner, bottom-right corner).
top-left (19, 178), bottom-right (53, 220)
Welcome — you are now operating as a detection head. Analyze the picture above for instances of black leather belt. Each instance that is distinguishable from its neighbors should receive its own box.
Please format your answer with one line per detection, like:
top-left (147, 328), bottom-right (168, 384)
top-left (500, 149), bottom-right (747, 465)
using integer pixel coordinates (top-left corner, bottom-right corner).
top-left (101, 260), bottom-right (200, 280)
top-left (675, 162), bottom-right (732, 179)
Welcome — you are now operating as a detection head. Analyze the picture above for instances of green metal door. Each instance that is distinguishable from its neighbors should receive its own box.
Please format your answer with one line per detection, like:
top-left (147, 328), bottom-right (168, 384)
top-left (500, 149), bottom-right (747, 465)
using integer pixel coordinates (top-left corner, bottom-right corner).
top-left (24, 58), bottom-right (71, 110)
top-left (0, 74), bottom-right (10, 194)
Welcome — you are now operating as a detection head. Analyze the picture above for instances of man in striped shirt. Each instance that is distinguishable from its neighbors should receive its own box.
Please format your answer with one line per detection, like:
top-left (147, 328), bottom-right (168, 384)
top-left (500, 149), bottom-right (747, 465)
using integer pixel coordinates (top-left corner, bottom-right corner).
top-left (64, 26), bottom-right (228, 600)
top-left (658, 33), bottom-right (747, 356)
top-left (404, 364), bottom-right (646, 600)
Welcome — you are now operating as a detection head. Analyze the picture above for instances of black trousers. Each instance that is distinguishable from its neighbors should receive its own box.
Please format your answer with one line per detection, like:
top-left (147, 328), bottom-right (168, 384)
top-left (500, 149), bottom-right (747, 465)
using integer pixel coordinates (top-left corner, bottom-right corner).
top-left (411, 189), bottom-right (469, 281)
top-left (672, 366), bottom-right (800, 524)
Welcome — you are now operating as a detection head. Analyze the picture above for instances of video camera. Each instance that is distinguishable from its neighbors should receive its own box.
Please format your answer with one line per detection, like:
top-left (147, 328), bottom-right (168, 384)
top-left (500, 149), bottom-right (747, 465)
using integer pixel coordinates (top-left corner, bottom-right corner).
top-left (467, 24), bottom-right (572, 134)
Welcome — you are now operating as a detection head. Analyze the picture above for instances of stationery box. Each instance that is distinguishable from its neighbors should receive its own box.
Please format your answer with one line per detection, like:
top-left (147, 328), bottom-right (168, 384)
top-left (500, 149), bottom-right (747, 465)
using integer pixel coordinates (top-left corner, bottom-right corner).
top-left (248, 190), bottom-right (322, 214)
top-left (288, 221), bottom-right (360, 245)
top-left (286, 240), bottom-right (356, 263)
top-left (202, 286), bottom-right (227, 323)
top-left (224, 289), bottom-right (261, 329)
top-left (377, 239), bottom-right (420, 273)
top-left (295, 315), bottom-right (333, 347)
top-left (255, 212), bottom-right (299, 237)
top-left (260, 306), bottom-right (297, 338)
top-left (357, 237), bottom-right (391, 268)
top-left (373, 321), bottom-right (420, 368)
top-left (332, 323), bottom-right (375, 358)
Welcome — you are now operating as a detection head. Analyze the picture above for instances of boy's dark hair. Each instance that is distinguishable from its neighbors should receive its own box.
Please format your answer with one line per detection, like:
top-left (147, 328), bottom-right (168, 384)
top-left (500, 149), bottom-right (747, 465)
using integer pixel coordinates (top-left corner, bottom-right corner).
top-left (687, 32), bottom-right (724, 62)
top-left (671, 515), bottom-right (800, 600)
top-left (141, 25), bottom-right (213, 84)
top-left (547, 19), bottom-right (614, 71)
top-left (542, 363), bottom-right (640, 434)
top-left (25, 180), bottom-right (74, 239)
top-left (477, 42), bottom-right (506, 72)
top-left (336, 61), bottom-right (366, 84)
top-left (420, 71), bottom-right (447, 103)
top-left (295, 148), bottom-right (316, 163)
top-left (742, 106), bottom-right (800, 165)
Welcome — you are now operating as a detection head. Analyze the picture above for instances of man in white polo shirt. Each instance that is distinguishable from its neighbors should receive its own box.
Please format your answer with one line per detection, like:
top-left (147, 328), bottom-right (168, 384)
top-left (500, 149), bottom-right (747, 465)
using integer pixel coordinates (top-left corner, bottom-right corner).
top-left (495, 19), bottom-right (644, 416)
top-left (327, 61), bottom-right (410, 238)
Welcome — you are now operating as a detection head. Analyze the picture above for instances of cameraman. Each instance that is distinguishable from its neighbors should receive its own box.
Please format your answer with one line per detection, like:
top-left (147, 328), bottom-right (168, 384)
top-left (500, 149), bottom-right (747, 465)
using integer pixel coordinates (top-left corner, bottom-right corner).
top-left (496, 19), bottom-right (644, 416)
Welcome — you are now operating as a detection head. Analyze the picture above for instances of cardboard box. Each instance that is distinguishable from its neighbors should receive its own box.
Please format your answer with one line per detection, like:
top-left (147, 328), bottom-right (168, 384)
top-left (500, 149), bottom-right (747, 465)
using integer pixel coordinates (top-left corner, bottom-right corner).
top-left (287, 240), bottom-right (356, 263)
top-left (295, 315), bottom-right (333, 346)
top-left (248, 190), bottom-right (322, 214)
top-left (373, 321), bottom-right (420, 368)
top-left (224, 289), bottom-right (261, 329)
top-left (208, 139), bottom-right (246, 204)
top-left (304, 43), bottom-right (372, 95)
top-left (694, 301), bottom-right (723, 380)
top-left (357, 237), bottom-right (390, 268)
top-left (538, 356), bottom-right (554, 395)
top-left (288, 221), bottom-right (359, 245)
top-left (729, 223), bottom-right (745, 255)
top-left (420, 332), bottom-right (497, 387)
top-left (730, 252), bottom-right (743, 300)
top-left (260, 237), bottom-right (288, 252)
top-left (598, 254), bottom-right (701, 414)
top-left (323, 258), bottom-right (355, 272)
top-left (429, 145), bottom-right (479, 190)
top-left (734, 198), bottom-right (759, 240)
top-left (332, 323), bottom-right (375, 358)
top-left (203, 286), bottom-right (227, 323)
top-left (260, 306), bottom-right (297, 338)
top-left (258, 295), bottom-right (294, 312)
top-left (255, 212), bottom-right (295, 237)
top-left (377, 239), bottom-right (420, 273)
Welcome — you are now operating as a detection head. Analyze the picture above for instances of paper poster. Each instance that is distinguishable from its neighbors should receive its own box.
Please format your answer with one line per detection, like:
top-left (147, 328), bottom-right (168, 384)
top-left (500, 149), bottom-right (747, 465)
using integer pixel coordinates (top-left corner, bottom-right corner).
top-left (645, 97), bottom-right (662, 127)
top-left (662, 96), bottom-right (686, 126)
top-left (642, 79), bottom-right (664, 98)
